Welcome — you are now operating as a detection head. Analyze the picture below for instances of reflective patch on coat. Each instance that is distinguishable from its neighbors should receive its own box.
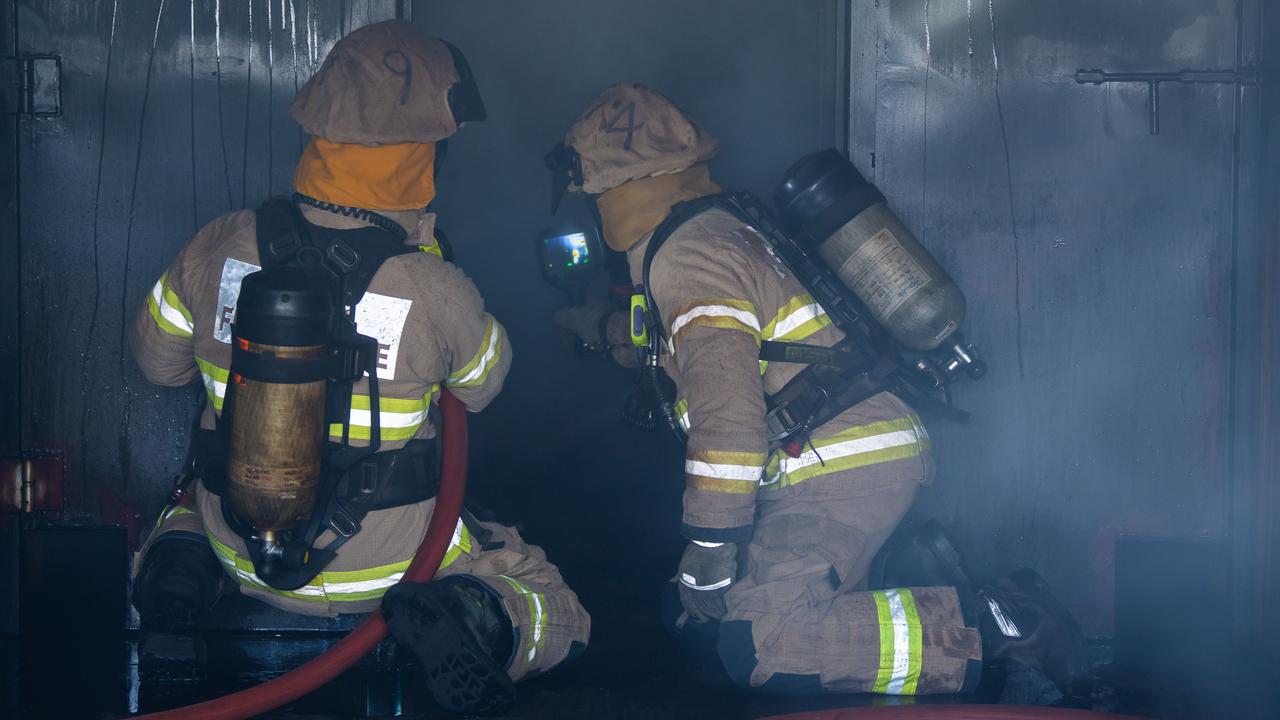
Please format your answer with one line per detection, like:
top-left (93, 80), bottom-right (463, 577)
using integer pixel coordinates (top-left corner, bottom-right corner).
top-left (355, 291), bottom-right (412, 380)
top-left (214, 257), bottom-right (262, 343)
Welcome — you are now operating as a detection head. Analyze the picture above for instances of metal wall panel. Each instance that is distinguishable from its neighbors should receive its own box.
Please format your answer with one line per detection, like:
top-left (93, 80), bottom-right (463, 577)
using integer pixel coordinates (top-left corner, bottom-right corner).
top-left (14, 0), bottom-right (399, 534)
top-left (852, 0), bottom-right (1250, 635)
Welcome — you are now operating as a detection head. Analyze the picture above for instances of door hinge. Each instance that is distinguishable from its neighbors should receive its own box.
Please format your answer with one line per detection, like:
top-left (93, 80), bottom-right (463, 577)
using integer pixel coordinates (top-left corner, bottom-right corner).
top-left (1, 54), bottom-right (62, 117)
top-left (1, 452), bottom-right (65, 513)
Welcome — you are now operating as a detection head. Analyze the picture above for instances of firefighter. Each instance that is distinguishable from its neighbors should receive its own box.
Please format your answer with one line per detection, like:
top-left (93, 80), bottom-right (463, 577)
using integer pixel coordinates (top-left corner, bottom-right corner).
top-left (129, 21), bottom-right (588, 714)
top-left (549, 83), bottom-right (1089, 697)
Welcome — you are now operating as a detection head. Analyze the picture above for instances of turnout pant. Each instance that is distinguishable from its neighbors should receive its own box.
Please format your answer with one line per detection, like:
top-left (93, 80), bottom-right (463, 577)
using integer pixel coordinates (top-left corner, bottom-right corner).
top-left (716, 453), bottom-right (983, 695)
top-left (135, 483), bottom-right (590, 682)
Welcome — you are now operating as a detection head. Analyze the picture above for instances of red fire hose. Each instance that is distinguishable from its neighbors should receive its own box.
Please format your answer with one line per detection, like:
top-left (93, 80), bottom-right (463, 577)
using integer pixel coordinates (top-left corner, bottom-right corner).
top-left (134, 390), bottom-right (471, 720)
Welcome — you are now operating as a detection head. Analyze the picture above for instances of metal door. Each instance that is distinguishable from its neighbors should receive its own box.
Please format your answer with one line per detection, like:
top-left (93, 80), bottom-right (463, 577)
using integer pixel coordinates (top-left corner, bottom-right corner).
top-left (848, 0), bottom-right (1265, 636)
top-left (7, 0), bottom-right (402, 540)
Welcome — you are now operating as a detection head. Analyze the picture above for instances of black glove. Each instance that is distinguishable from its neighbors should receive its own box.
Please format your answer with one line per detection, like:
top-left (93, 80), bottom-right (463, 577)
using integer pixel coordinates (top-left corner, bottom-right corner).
top-left (677, 541), bottom-right (737, 623)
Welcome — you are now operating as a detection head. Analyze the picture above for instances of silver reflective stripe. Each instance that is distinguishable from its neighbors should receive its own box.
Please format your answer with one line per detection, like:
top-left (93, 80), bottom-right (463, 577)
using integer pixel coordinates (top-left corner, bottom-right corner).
top-left (345, 406), bottom-right (429, 430)
top-left (773, 430), bottom-right (919, 476)
top-left (768, 301), bottom-right (824, 339)
top-left (691, 540), bottom-right (724, 548)
top-left (984, 594), bottom-right (1022, 638)
top-left (449, 320), bottom-right (502, 386)
top-left (885, 589), bottom-right (913, 695)
top-left (528, 592), bottom-right (545, 663)
top-left (679, 573), bottom-right (732, 591)
top-left (685, 459), bottom-right (762, 482)
top-left (151, 279), bottom-right (194, 335)
top-left (670, 304), bottom-right (761, 339)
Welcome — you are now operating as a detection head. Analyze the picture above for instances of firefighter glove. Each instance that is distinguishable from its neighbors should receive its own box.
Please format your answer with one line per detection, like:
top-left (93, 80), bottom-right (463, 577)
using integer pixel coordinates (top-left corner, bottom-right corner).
top-left (677, 540), bottom-right (737, 623)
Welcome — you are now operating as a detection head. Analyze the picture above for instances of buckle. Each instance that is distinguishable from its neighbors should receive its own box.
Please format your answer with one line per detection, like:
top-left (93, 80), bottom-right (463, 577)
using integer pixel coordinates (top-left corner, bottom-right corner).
top-left (359, 461), bottom-right (378, 495)
top-left (329, 505), bottom-right (362, 538)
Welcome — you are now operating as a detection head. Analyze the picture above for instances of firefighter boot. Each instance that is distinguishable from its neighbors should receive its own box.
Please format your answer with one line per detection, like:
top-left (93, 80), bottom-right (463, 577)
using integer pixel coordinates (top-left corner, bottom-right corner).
top-left (132, 537), bottom-right (225, 664)
top-left (383, 576), bottom-right (517, 715)
top-left (873, 519), bottom-right (974, 590)
top-left (976, 568), bottom-right (1093, 698)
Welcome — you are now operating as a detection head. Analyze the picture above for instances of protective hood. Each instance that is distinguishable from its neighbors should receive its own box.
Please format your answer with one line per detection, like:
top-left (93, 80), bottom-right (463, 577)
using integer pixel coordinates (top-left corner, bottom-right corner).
top-left (294, 137), bottom-right (437, 211)
top-left (596, 164), bottom-right (721, 252)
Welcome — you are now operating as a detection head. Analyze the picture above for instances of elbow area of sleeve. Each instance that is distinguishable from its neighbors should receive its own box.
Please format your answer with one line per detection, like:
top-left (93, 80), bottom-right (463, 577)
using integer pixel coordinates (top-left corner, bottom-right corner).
top-left (444, 315), bottom-right (505, 390)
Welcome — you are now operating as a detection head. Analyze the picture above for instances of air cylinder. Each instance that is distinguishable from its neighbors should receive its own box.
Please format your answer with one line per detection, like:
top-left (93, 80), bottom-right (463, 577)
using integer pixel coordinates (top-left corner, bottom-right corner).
top-left (226, 267), bottom-right (332, 540)
top-left (774, 149), bottom-right (966, 352)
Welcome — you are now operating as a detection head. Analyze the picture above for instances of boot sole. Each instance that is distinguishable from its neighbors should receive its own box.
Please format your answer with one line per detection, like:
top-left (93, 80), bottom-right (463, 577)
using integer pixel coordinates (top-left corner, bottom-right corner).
top-left (383, 585), bottom-right (517, 715)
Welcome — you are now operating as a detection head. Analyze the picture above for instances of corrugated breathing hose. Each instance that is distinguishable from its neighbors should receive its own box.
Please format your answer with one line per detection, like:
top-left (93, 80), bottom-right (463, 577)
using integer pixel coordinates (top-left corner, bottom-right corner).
top-left (132, 389), bottom-right (470, 720)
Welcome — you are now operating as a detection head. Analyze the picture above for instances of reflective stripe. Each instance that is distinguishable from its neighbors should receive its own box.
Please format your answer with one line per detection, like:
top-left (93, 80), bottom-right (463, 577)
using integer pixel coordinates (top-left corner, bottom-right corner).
top-left (685, 460), bottom-right (762, 483)
top-left (763, 418), bottom-right (924, 488)
top-left (679, 573), bottom-right (732, 591)
top-left (675, 398), bottom-right (691, 432)
top-left (156, 504), bottom-right (195, 527)
top-left (686, 449), bottom-right (766, 495)
top-left (669, 300), bottom-right (761, 347)
top-left (872, 588), bottom-right (923, 695)
top-left (760, 294), bottom-right (833, 375)
top-left (446, 316), bottom-right (504, 389)
top-left (763, 295), bottom-right (831, 342)
top-left (328, 389), bottom-right (437, 442)
top-left (500, 576), bottom-right (546, 667)
top-left (195, 357), bottom-right (229, 411)
top-left (418, 242), bottom-right (443, 258)
top-left (146, 272), bottom-right (194, 338)
top-left (207, 517), bottom-right (471, 604)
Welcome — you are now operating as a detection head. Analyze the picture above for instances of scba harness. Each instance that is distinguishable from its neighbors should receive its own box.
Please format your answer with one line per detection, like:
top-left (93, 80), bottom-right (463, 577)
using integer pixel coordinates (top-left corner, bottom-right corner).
top-left (633, 192), bottom-right (972, 455)
top-left (194, 196), bottom-right (441, 591)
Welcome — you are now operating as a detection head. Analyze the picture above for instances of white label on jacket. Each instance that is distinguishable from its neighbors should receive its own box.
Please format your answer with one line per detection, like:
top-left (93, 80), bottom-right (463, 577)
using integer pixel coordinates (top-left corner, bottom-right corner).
top-left (215, 258), bottom-right (262, 343)
top-left (355, 292), bottom-right (412, 380)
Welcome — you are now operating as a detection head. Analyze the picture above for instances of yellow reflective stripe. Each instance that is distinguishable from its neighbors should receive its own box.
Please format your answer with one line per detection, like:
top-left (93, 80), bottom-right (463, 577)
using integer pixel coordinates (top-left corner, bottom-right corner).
top-left (499, 575), bottom-right (546, 667)
top-left (195, 357), bottom-right (229, 411)
top-left (686, 449), bottom-right (765, 494)
top-left (872, 589), bottom-right (924, 695)
top-left (418, 242), bottom-right (443, 258)
top-left (327, 386), bottom-right (438, 442)
top-left (147, 272), bottom-right (194, 338)
top-left (669, 299), bottom-right (761, 348)
top-left (446, 316), bottom-right (504, 389)
top-left (206, 517), bottom-right (471, 604)
top-left (156, 503), bottom-right (195, 527)
top-left (675, 398), bottom-right (691, 432)
top-left (763, 417), bottom-right (924, 488)
top-left (762, 294), bottom-right (831, 342)
top-left (207, 532), bottom-right (327, 601)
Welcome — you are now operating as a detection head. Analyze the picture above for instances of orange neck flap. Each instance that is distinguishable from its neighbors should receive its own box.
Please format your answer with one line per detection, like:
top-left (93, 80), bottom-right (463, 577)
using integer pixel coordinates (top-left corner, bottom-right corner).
top-left (294, 137), bottom-right (437, 211)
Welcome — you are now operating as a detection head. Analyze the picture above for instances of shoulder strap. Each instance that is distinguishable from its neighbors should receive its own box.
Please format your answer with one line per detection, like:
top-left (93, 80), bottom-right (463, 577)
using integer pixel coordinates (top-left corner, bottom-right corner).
top-left (255, 196), bottom-right (417, 309)
top-left (640, 194), bottom-right (733, 341)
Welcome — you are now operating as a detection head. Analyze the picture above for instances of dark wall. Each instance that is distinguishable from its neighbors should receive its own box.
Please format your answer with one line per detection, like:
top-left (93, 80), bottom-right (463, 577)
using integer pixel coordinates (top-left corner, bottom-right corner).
top-left (848, 0), bottom-right (1266, 635)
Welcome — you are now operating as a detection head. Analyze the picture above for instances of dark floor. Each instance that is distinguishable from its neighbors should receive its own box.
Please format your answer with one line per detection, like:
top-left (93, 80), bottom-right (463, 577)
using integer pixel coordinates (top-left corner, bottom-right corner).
top-left (6, 412), bottom-right (1280, 719)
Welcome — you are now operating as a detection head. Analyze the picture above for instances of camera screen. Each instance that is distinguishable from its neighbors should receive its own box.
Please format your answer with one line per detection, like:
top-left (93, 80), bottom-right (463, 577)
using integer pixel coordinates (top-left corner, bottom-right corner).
top-left (544, 232), bottom-right (591, 269)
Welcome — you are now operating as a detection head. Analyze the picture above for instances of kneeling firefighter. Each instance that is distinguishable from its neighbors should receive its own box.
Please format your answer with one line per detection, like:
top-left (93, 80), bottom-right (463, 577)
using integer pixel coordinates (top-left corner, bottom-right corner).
top-left (129, 20), bottom-right (589, 714)
top-left (547, 83), bottom-right (1089, 697)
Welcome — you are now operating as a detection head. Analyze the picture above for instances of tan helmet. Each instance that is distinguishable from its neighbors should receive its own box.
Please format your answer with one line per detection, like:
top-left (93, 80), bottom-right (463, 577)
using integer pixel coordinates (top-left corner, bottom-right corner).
top-left (559, 83), bottom-right (718, 195)
top-left (290, 19), bottom-right (485, 145)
